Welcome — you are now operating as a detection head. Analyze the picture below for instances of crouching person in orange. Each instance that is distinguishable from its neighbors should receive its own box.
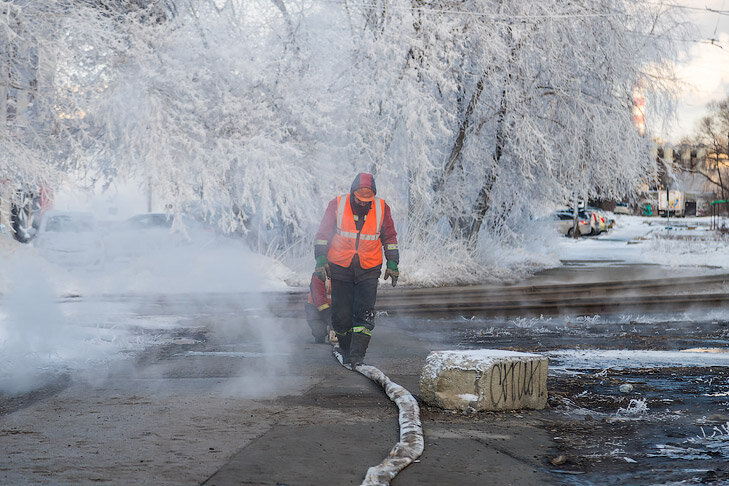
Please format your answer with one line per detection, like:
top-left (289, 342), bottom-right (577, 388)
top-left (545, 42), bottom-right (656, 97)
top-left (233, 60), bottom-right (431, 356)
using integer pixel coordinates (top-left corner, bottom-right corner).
top-left (304, 273), bottom-right (331, 344)
top-left (313, 172), bottom-right (399, 367)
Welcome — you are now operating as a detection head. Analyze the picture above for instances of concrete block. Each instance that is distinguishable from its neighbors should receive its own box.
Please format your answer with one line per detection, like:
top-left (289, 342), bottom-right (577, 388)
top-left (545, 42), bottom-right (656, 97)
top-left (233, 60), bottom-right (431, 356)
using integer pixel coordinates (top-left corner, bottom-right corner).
top-left (419, 350), bottom-right (548, 412)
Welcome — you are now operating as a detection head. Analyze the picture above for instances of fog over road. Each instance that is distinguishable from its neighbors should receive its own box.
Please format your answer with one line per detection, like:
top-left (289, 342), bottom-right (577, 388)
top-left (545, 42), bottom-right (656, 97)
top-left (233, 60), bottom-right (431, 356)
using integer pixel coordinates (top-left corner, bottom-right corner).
top-left (2, 263), bottom-right (729, 485)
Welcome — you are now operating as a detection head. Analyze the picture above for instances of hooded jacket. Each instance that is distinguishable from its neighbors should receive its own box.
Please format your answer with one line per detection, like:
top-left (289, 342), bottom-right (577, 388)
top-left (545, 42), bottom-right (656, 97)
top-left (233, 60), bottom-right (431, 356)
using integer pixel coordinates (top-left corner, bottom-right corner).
top-left (314, 173), bottom-right (398, 280)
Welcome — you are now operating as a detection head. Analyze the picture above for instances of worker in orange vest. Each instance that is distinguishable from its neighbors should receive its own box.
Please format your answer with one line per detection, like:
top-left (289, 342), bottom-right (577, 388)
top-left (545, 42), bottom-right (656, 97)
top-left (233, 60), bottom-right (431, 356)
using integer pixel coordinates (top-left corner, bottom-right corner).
top-left (313, 173), bottom-right (399, 367)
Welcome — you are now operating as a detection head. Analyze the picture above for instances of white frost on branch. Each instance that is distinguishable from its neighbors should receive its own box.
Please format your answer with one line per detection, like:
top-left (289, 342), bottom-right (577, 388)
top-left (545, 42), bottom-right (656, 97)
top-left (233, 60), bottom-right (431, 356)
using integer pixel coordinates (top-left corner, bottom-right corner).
top-left (1, 0), bottom-right (689, 275)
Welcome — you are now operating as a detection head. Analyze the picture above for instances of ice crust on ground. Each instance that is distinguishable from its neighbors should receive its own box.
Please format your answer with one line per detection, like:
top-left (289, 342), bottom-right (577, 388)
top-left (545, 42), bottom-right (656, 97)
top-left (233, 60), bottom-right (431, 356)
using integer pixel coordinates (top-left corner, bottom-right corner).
top-left (549, 349), bottom-right (729, 371)
top-left (615, 398), bottom-right (650, 417)
top-left (556, 215), bottom-right (729, 268)
top-left (0, 227), bottom-right (286, 393)
top-left (637, 423), bottom-right (729, 462)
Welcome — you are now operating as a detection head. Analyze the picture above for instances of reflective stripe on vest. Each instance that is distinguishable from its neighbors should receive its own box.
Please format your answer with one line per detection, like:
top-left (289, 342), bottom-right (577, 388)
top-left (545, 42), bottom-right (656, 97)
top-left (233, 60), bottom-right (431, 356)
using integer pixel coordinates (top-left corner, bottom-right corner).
top-left (327, 194), bottom-right (385, 269)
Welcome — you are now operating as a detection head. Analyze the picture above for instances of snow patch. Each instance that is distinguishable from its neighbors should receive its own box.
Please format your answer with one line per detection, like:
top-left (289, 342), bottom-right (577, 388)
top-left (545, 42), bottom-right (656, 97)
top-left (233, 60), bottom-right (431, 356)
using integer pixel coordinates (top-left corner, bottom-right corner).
top-left (615, 398), bottom-right (650, 417)
top-left (549, 349), bottom-right (729, 372)
top-left (557, 215), bottom-right (729, 270)
top-left (421, 349), bottom-right (543, 381)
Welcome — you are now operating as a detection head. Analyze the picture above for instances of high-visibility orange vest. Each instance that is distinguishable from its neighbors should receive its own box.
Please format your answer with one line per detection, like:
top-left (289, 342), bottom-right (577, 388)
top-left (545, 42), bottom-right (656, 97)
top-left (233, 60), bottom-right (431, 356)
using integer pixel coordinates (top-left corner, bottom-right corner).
top-left (327, 194), bottom-right (385, 270)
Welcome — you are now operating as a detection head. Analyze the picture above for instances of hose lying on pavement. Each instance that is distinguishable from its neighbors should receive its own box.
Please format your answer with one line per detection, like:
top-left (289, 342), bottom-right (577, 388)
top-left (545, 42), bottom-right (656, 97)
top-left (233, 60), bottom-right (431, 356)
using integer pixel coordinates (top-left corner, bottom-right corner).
top-left (333, 347), bottom-right (424, 486)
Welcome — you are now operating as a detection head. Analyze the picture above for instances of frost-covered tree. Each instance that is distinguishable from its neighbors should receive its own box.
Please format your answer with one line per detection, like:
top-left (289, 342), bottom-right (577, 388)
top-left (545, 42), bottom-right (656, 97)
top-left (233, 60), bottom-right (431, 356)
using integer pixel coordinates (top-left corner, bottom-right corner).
top-left (405, 1), bottom-right (684, 245)
top-left (1, 2), bottom-right (56, 193)
top-left (91, 1), bottom-right (331, 248)
top-left (1, 0), bottom-right (687, 277)
top-left (331, 0), bottom-right (685, 276)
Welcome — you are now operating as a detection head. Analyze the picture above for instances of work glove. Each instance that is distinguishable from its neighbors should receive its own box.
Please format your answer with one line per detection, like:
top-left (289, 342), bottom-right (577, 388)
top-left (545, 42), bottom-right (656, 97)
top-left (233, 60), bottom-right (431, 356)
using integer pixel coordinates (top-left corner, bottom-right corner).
top-left (314, 255), bottom-right (330, 281)
top-left (383, 260), bottom-right (399, 287)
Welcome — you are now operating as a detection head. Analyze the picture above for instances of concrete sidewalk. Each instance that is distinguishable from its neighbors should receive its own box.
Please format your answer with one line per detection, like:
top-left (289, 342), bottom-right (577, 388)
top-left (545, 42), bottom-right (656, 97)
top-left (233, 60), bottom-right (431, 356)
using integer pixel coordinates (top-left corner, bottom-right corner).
top-left (203, 317), bottom-right (555, 485)
top-left (0, 302), bottom-right (556, 485)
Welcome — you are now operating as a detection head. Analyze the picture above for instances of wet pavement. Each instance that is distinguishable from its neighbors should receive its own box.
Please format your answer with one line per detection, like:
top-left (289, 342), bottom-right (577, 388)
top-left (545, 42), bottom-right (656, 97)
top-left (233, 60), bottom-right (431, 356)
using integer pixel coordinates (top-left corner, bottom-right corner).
top-left (2, 263), bottom-right (729, 485)
top-left (419, 313), bottom-right (729, 485)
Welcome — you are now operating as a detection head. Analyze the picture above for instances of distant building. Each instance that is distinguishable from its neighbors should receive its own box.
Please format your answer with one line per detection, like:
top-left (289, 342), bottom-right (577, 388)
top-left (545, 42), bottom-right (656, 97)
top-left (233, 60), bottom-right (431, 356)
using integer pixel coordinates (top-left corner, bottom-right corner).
top-left (649, 142), bottom-right (724, 216)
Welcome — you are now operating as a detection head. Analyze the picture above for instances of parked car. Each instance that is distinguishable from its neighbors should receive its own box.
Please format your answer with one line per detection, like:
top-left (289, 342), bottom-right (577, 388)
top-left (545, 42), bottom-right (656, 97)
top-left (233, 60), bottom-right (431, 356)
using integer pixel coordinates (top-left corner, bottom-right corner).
top-left (33, 210), bottom-right (104, 266)
top-left (125, 212), bottom-right (214, 240)
top-left (584, 207), bottom-right (609, 235)
top-left (104, 212), bottom-right (214, 261)
top-left (553, 210), bottom-right (592, 237)
top-left (595, 208), bottom-right (613, 231)
top-left (126, 212), bottom-right (176, 230)
top-left (613, 202), bottom-right (632, 215)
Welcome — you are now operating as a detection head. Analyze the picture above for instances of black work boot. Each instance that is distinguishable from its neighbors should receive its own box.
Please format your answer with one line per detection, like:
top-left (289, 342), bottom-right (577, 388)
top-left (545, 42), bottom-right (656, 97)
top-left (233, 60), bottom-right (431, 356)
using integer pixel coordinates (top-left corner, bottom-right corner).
top-left (348, 333), bottom-right (371, 367)
top-left (305, 305), bottom-right (328, 344)
top-left (337, 333), bottom-right (352, 364)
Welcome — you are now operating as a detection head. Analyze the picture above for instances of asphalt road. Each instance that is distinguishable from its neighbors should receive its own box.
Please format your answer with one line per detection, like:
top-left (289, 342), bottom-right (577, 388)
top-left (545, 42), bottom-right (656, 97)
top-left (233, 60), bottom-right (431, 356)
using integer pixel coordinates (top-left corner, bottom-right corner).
top-left (0, 311), bottom-right (553, 485)
top-left (2, 263), bottom-right (729, 485)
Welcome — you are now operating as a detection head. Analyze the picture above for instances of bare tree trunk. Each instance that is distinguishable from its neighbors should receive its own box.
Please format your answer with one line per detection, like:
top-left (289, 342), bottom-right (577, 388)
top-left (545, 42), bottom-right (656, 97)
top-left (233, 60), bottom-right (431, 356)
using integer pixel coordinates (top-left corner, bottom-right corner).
top-left (271, 0), bottom-right (298, 55)
top-left (462, 17), bottom-right (538, 245)
top-left (467, 20), bottom-right (523, 244)
top-left (467, 85), bottom-right (506, 244)
top-left (432, 72), bottom-right (487, 194)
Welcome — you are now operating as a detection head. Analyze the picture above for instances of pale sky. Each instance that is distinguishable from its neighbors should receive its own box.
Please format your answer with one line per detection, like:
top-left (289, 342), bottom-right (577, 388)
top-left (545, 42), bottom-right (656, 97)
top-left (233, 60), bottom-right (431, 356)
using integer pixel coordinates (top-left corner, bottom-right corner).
top-left (657, 0), bottom-right (729, 141)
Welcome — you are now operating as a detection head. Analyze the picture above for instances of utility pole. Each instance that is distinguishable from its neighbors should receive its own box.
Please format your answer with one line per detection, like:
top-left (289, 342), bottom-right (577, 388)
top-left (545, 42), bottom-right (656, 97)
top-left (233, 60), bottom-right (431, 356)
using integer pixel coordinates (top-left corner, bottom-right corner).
top-left (662, 145), bottom-right (673, 229)
top-left (726, 131), bottom-right (729, 216)
top-left (666, 184), bottom-right (670, 229)
top-left (147, 177), bottom-right (152, 213)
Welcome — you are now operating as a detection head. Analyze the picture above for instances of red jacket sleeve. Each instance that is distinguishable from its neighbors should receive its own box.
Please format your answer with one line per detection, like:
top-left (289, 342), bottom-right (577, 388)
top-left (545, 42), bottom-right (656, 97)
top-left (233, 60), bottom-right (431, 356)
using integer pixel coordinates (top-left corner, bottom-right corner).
top-left (380, 202), bottom-right (399, 264)
top-left (314, 198), bottom-right (338, 259)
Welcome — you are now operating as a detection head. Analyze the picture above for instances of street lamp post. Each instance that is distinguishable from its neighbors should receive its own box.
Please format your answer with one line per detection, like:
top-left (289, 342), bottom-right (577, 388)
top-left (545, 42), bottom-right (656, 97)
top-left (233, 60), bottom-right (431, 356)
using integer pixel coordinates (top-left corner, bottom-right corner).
top-left (666, 184), bottom-right (670, 229)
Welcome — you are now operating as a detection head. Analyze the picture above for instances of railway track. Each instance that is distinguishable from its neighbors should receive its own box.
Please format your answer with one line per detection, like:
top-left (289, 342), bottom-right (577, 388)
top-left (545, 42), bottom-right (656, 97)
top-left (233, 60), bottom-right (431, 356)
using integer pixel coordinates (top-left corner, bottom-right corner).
top-left (276, 273), bottom-right (729, 317)
top-left (54, 273), bottom-right (729, 318)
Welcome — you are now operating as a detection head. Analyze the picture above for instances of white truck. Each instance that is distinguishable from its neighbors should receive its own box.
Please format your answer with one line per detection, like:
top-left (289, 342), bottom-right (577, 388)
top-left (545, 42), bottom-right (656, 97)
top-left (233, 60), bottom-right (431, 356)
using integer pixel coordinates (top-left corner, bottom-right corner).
top-left (658, 190), bottom-right (685, 217)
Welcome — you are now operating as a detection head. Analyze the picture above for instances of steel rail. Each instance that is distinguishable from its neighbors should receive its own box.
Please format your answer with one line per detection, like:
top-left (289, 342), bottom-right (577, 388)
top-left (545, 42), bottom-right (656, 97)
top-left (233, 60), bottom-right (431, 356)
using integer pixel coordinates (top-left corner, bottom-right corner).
top-left (374, 273), bottom-right (729, 300)
top-left (271, 274), bottom-right (729, 318)
top-left (379, 292), bottom-right (729, 317)
top-left (276, 273), bottom-right (729, 305)
top-left (56, 273), bottom-right (729, 304)
top-left (53, 273), bottom-right (729, 318)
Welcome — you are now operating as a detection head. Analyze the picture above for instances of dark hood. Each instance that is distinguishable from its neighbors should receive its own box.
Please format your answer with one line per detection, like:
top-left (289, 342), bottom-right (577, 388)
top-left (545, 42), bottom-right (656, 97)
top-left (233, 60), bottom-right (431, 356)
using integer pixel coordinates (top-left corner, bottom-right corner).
top-left (350, 172), bottom-right (377, 196)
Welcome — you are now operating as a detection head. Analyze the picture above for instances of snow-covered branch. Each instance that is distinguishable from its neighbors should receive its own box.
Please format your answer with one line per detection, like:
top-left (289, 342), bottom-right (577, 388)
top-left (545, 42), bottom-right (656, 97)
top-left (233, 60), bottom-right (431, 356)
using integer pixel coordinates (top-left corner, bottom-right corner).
top-left (1, 0), bottom-right (689, 274)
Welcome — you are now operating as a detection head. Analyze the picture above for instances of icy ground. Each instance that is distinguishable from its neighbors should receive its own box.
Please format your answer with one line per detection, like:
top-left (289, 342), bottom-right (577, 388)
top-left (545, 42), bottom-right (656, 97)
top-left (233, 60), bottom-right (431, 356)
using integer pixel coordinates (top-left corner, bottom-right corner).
top-left (0, 224), bottom-right (290, 393)
top-left (549, 348), bottom-right (729, 370)
top-left (556, 213), bottom-right (729, 268)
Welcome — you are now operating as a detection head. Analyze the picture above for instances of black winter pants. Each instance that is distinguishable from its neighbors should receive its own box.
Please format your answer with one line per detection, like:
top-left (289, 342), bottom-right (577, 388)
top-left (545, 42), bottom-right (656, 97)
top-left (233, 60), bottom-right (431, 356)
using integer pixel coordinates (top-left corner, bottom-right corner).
top-left (330, 277), bottom-right (378, 336)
